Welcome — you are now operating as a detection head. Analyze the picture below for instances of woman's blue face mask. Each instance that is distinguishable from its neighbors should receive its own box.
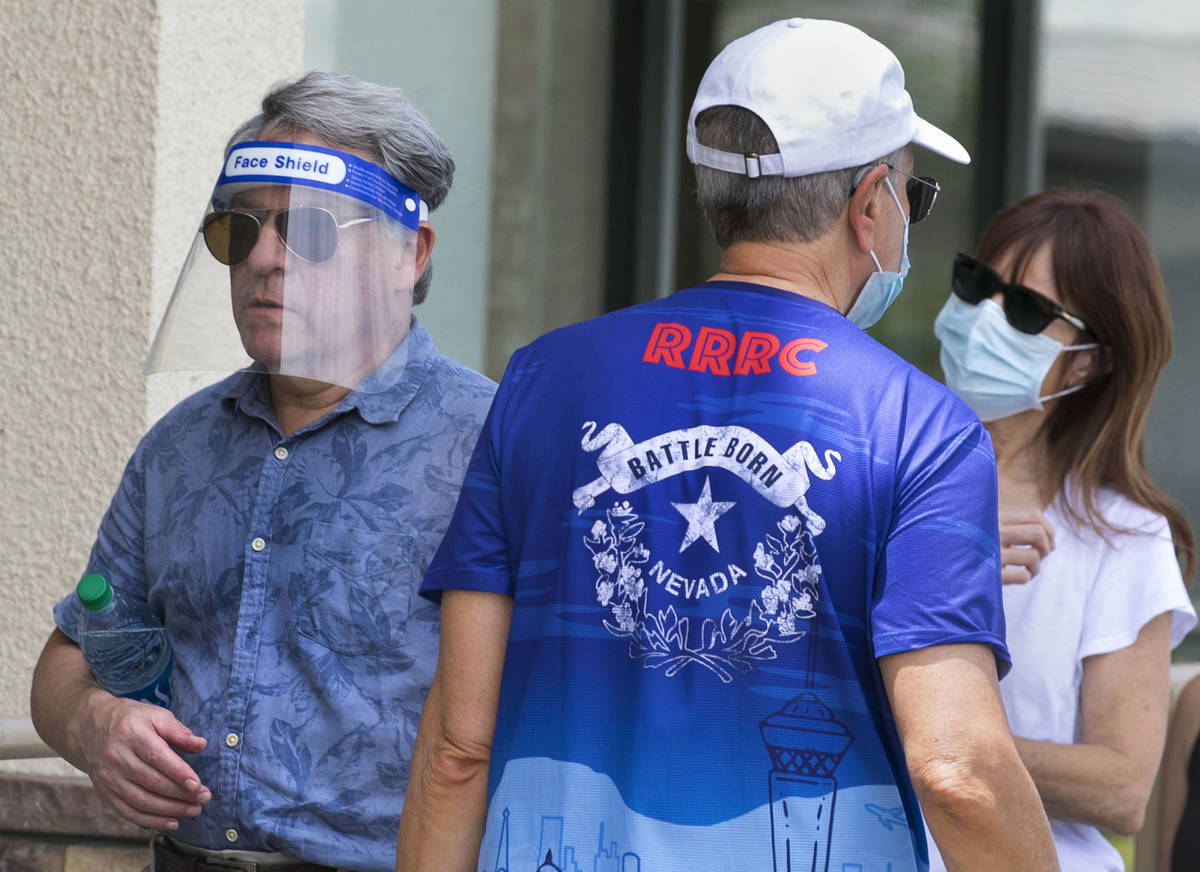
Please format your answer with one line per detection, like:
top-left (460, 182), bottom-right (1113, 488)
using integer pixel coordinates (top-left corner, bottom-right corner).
top-left (934, 295), bottom-right (1098, 422)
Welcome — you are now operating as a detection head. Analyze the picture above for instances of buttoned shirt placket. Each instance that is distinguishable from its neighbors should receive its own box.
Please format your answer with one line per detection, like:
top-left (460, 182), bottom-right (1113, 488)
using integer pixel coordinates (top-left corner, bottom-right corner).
top-left (215, 424), bottom-right (296, 843)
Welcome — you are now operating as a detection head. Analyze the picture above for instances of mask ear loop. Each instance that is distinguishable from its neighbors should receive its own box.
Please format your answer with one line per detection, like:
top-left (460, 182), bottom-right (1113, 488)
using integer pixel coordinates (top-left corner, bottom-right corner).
top-left (1037, 342), bottom-right (1101, 403)
top-left (868, 177), bottom-right (908, 273)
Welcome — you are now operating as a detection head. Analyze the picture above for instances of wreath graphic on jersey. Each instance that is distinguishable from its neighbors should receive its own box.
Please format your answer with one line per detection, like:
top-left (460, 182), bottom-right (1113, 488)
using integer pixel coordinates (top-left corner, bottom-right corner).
top-left (574, 421), bottom-right (839, 683)
top-left (584, 503), bottom-right (822, 683)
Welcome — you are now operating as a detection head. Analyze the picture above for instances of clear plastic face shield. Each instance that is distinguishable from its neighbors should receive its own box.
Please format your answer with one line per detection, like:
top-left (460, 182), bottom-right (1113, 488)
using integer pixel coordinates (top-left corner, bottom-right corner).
top-left (147, 141), bottom-right (425, 391)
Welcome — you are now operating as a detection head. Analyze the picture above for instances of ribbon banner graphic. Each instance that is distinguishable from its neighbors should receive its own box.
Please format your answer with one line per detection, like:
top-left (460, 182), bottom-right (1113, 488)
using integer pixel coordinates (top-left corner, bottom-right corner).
top-left (572, 422), bottom-right (840, 534)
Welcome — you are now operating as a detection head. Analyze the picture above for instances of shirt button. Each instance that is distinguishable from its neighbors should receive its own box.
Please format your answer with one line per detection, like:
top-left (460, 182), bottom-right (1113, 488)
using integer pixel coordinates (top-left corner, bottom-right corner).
top-left (225, 732), bottom-right (240, 748)
top-left (274, 446), bottom-right (289, 461)
top-left (225, 829), bottom-right (238, 843)
top-left (251, 537), bottom-right (266, 552)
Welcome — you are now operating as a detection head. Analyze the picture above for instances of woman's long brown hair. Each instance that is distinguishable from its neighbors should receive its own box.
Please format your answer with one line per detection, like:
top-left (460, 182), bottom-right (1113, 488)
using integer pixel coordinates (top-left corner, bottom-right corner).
top-left (976, 188), bottom-right (1196, 581)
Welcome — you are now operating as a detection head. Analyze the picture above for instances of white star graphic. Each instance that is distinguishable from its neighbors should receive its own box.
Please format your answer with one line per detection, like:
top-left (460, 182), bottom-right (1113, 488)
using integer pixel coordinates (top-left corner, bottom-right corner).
top-left (671, 476), bottom-right (736, 553)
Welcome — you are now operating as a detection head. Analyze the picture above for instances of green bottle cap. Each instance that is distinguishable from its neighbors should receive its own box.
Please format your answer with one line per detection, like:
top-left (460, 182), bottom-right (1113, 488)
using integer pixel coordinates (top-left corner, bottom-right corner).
top-left (76, 574), bottom-right (113, 611)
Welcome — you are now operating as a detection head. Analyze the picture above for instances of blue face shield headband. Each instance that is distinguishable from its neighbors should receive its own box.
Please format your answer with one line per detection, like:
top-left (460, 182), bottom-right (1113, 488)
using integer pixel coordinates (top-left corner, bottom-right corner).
top-left (203, 141), bottom-right (426, 266)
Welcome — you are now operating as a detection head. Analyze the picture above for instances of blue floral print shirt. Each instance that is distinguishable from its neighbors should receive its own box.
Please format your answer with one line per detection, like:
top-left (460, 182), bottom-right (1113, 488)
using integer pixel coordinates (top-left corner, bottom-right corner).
top-left (54, 321), bottom-right (495, 871)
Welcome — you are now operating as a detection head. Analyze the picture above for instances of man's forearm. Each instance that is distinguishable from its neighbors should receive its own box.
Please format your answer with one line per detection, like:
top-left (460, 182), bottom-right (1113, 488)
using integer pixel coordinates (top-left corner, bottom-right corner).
top-left (31, 626), bottom-right (212, 830)
top-left (881, 644), bottom-right (1059, 871)
top-left (395, 681), bottom-right (491, 871)
top-left (919, 742), bottom-right (1060, 871)
top-left (30, 628), bottom-right (109, 771)
top-left (396, 590), bottom-right (511, 872)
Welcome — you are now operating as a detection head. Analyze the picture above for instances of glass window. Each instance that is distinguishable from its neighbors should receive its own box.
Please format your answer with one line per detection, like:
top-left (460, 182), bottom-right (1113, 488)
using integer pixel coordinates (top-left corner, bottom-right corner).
top-left (304, 0), bottom-right (499, 375)
top-left (1039, 0), bottom-right (1200, 658)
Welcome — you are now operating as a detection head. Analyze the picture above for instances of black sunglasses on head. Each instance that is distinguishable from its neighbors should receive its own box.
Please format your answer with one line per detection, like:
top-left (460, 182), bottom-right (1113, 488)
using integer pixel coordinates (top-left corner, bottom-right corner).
top-left (202, 206), bottom-right (377, 266)
top-left (952, 252), bottom-right (1090, 335)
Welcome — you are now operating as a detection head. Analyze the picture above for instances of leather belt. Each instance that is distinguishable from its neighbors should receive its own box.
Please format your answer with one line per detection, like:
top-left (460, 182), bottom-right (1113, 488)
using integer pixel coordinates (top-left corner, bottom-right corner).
top-left (152, 836), bottom-right (337, 872)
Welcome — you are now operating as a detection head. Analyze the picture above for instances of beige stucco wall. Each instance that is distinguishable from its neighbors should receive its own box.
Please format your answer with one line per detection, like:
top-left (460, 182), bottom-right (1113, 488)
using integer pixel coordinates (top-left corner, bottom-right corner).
top-left (0, 0), bottom-right (303, 775)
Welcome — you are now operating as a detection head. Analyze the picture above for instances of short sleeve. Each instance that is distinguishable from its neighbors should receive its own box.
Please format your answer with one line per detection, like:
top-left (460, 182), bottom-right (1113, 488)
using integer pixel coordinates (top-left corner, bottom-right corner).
top-left (419, 357), bottom-right (517, 603)
top-left (1078, 500), bottom-right (1197, 659)
top-left (870, 419), bottom-right (1010, 675)
top-left (52, 443), bottom-right (150, 642)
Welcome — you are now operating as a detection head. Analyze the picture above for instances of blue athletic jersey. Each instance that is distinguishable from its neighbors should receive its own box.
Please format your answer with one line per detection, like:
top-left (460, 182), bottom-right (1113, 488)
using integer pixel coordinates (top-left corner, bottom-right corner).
top-left (422, 282), bottom-right (1007, 872)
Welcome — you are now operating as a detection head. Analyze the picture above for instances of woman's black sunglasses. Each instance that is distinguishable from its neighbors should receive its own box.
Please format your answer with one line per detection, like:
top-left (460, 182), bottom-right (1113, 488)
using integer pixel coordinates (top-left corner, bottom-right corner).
top-left (952, 252), bottom-right (1091, 335)
top-left (202, 207), bottom-right (377, 266)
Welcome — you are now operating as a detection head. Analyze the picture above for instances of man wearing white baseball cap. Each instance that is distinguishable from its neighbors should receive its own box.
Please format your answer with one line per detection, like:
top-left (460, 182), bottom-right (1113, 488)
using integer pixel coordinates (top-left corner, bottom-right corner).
top-left (398, 18), bottom-right (1058, 872)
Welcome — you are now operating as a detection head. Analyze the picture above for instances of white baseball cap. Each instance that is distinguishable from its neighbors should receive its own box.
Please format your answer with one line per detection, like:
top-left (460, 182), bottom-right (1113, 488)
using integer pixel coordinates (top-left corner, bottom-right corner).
top-left (686, 18), bottom-right (970, 178)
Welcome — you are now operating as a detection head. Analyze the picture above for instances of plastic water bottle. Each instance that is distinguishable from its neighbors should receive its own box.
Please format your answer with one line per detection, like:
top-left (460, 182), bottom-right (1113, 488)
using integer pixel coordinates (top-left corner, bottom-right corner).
top-left (77, 573), bottom-right (173, 708)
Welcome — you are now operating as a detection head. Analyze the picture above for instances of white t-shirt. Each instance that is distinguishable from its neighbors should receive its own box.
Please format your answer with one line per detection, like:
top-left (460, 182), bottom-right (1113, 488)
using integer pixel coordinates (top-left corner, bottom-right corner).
top-left (927, 489), bottom-right (1196, 872)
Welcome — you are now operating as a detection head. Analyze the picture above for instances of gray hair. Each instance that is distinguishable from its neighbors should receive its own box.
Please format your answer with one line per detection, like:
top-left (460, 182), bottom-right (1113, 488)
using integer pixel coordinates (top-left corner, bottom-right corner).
top-left (693, 105), bottom-right (907, 247)
top-left (226, 71), bottom-right (454, 304)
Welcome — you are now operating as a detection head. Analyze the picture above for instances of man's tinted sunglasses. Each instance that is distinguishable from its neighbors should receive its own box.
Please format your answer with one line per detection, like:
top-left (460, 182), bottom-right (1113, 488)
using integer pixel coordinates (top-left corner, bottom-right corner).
top-left (886, 164), bottom-right (940, 224)
top-left (850, 163), bottom-right (940, 224)
top-left (952, 252), bottom-right (1090, 335)
top-left (202, 207), bottom-right (376, 266)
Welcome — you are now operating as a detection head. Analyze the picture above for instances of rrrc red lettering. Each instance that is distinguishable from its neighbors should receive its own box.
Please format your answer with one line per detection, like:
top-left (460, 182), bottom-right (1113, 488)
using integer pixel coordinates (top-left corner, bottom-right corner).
top-left (733, 331), bottom-right (781, 375)
top-left (688, 326), bottom-right (736, 375)
top-left (778, 338), bottom-right (828, 376)
top-left (642, 322), bottom-right (692, 369)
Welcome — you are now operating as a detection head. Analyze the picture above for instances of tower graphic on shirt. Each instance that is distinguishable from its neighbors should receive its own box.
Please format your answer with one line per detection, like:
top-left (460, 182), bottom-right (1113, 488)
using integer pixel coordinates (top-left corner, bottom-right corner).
top-left (761, 692), bottom-right (856, 872)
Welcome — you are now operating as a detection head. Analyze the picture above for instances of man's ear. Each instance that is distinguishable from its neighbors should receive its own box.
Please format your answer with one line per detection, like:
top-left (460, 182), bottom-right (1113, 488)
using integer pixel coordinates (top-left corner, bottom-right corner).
top-left (848, 164), bottom-right (889, 255)
top-left (414, 221), bottom-right (435, 275)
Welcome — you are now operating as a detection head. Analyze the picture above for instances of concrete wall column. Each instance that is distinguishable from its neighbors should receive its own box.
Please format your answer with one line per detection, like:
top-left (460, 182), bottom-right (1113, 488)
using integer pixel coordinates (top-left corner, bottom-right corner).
top-left (0, 0), bottom-right (303, 777)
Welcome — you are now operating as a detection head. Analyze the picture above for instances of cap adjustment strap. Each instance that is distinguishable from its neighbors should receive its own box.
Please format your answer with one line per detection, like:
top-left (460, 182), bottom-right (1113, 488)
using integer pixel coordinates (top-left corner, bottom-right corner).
top-left (690, 142), bottom-right (785, 179)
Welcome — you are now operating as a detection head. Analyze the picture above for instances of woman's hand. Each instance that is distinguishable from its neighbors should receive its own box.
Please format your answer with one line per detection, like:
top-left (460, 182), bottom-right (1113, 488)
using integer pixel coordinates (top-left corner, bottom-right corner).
top-left (999, 507), bottom-right (1055, 584)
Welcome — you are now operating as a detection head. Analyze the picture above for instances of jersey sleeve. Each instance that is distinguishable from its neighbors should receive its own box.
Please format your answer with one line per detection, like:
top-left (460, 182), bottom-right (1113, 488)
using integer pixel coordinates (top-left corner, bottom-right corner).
top-left (52, 442), bottom-right (151, 642)
top-left (420, 355), bottom-right (518, 603)
top-left (870, 418), bottom-right (1011, 675)
top-left (1078, 500), bottom-right (1197, 659)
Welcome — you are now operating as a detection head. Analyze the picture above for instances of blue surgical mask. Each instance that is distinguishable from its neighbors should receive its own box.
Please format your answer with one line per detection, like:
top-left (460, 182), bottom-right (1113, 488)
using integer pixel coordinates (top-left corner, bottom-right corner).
top-left (847, 177), bottom-right (910, 329)
top-left (934, 295), bottom-right (1099, 422)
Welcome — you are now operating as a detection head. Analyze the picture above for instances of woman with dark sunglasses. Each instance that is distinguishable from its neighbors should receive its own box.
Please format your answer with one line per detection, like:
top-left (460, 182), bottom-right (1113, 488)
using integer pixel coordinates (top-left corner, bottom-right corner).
top-left (924, 188), bottom-right (1197, 872)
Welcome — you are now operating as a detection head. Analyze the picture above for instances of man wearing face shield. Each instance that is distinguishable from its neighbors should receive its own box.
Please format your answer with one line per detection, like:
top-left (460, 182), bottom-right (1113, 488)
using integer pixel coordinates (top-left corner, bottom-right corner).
top-left (398, 19), bottom-right (1057, 872)
top-left (30, 72), bottom-right (496, 872)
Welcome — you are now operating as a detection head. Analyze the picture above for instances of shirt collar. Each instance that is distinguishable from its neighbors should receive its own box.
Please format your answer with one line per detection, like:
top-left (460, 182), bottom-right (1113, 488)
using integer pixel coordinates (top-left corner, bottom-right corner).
top-left (351, 319), bottom-right (437, 425)
top-left (219, 317), bottom-right (438, 430)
